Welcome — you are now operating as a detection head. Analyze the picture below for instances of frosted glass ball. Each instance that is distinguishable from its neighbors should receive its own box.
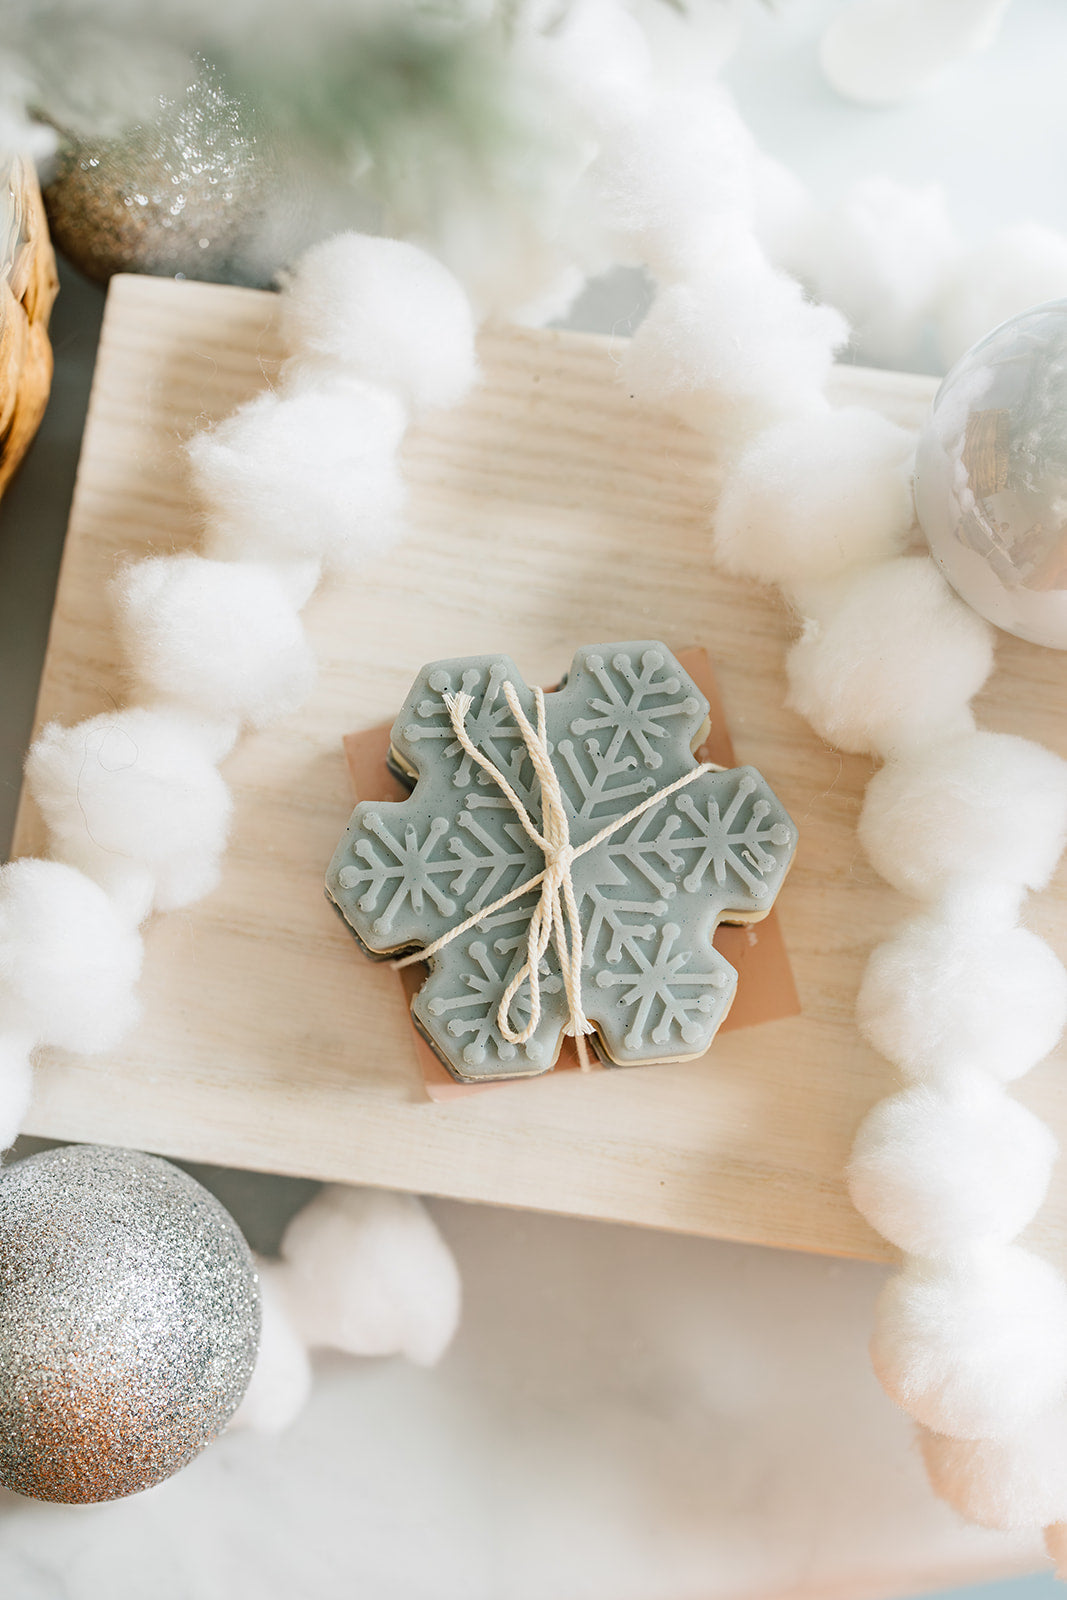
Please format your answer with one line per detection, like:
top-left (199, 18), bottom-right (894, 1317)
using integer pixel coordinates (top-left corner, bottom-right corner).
top-left (916, 300), bottom-right (1067, 649)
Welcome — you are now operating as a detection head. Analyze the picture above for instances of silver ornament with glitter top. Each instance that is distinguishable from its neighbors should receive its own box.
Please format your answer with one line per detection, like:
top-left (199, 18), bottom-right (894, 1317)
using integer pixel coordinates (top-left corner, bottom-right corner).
top-left (916, 299), bottom-right (1067, 649)
top-left (43, 57), bottom-right (302, 288)
top-left (0, 1144), bottom-right (260, 1503)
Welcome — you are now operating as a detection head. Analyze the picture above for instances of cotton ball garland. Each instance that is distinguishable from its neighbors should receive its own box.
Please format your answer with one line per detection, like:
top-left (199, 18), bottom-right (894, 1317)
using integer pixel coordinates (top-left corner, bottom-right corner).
top-left (26, 709), bottom-right (234, 914)
top-left (859, 732), bottom-right (1067, 899)
top-left (229, 1261), bottom-right (312, 1436)
top-left (751, 154), bottom-right (814, 273)
top-left (584, 87), bottom-right (757, 274)
top-left (0, 860), bottom-right (142, 1052)
top-left (0, 1037), bottom-right (34, 1151)
top-left (938, 223), bottom-right (1067, 367)
top-left (279, 233), bottom-right (478, 413)
top-left (190, 377), bottom-right (408, 573)
top-left (858, 907), bottom-right (1067, 1083)
top-left (848, 1085), bottom-right (1057, 1256)
top-left (785, 558), bottom-right (993, 757)
top-left (116, 557), bottom-right (317, 730)
top-left (921, 1411), bottom-right (1067, 1531)
top-left (625, 240), bottom-right (849, 426)
top-left (522, 0), bottom-right (654, 133)
top-left (713, 406), bottom-right (915, 586)
top-left (280, 1186), bottom-right (461, 1367)
top-left (798, 178), bottom-right (957, 368)
top-left (871, 1247), bottom-right (1067, 1439)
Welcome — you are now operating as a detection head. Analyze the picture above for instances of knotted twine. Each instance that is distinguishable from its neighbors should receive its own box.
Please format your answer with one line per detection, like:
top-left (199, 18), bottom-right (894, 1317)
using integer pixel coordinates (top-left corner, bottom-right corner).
top-left (392, 680), bottom-right (715, 1071)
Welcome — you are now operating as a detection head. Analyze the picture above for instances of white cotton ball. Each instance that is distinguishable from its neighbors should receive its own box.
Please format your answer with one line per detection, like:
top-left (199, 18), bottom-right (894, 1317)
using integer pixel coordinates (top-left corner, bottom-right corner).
top-left (859, 902), bottom-right (1067, 1083)
top-left (191, 377), bottom-right (407, 573)
top-left (938, 224), bottom-right (1067, 367)
top-left (229, 1260), bottom-right (312, 1435)
top-left (115, 556), bottom-right (317, 730)
top-left (0, 1036), bottom-right (34, 1151)
top-left (921, 1410), bottom-right (1067, 1531)
top-left (0, 860), bottom-right (142, 1052)
top-left (798, 177), bottom-right (957, 367)
top-left (714, 406), bottom-right (915, 586)
top-left (751, 154), bottom-right (814, 273)
top-left (848, 1084), bottom-right (1057, 1255)
top-left (279, 233), bottom-right (478, 412)
top-left (785, 558), bottom-right (994, 757)
top-left (872, 1246), bottom-right (1067, 1439)
top-left (583, 86), bottom-right (758, 275)
top-left (281, 1186), bottom-right (461, 1367)
top-left (624, 237), bottom-right (849, 428)
top-left (25, 708), bottom-right (234, 914)
top-left (859, 731), bottom-right (1067, 899)
top-left (522, 0), bottom-right (654, 132)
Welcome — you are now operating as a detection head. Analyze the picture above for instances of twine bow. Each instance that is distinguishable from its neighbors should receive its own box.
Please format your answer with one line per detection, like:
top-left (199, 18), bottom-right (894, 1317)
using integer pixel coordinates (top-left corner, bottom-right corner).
top-left (393, 680), bottom-right (714, 1071)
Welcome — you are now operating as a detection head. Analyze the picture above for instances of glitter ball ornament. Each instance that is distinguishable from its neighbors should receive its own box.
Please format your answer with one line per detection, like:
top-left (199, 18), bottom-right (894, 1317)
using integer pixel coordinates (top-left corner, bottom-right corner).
top-left (0, 1144), bottom-right (260, 1503)
top-left (43, 59), bottom-right (293, 288)
top-left (916, 300), bottom-right (1067, 649)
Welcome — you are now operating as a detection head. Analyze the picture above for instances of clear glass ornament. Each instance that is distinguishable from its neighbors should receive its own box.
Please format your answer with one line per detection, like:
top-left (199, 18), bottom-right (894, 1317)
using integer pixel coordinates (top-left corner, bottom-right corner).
top-left (915, 299), bottom-right (1067, 649)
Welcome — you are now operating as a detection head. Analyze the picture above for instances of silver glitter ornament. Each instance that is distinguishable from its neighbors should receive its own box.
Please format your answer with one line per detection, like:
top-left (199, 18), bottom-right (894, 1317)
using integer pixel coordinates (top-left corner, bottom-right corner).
top-left (43, 59), bottom-right (293, 288)
top-left (916, 299), bottom-right (1067, 649)
top-left (0, 1144), bottom-right (260, 1503)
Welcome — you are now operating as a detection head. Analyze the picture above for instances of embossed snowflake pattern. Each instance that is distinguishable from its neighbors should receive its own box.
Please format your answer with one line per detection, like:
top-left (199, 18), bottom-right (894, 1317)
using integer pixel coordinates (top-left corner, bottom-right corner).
top-left (327, 642), bottom-right (797, 1082)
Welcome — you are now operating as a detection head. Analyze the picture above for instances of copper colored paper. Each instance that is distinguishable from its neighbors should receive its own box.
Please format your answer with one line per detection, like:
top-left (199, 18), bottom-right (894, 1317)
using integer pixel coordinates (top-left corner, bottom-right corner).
top-left (343, 647), bottom-right (800, 1100)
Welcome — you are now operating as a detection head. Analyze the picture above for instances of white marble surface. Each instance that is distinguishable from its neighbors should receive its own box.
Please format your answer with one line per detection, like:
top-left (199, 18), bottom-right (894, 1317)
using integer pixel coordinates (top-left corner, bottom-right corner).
top-left (0, 1202), bottom-right (1042, 1600)
top-left (3, 3), bottom-right (1067, 1596)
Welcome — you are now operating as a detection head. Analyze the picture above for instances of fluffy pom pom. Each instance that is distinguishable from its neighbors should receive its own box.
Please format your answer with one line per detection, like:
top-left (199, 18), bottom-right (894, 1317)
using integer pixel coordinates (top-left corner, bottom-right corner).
top-left (584, 87), bottom-right (757, 274)
top-left (279, 233), bottom-right (478, 412)
top-left (859, 731), bottom-right (1067, 899)
top-left (524, 0), bottom-right (654, 132)
top-left (938, 224), bottom-right (1067, 367)
top-left (848, 1084), bottom-right (1057, 1255)
top-left (751, 154), bottom-right (814, 272)
top-left (0, 1036), bottom-right (34, 1150)
top-left (229, 1260), bottom-right (312, 1436)
top-left (624, 236), bottom-right (849, 426)
top-left (921, 1411), bottom-right (1067, 1531)
top-left (785, 558), bottom-right (994, 757)
top-left (713, 407), bottom-right (915, 586)
top-left (191, 377), bottom-right (407, 573)
top-left (872, 1246), bottom-right (1067, 1438)
top-left (280, 1186), bottom-right (460, 1367)
top-left (859, 902), bottom-right (1067, 1083)
top-left (26, 709), bottom-right (234, 915)
top-left (798, 178), bottom-right (957, 367)
top-left (0, 860), bottom-right (142, 1052)
top-left (115, 556), bottom-right (317, 730)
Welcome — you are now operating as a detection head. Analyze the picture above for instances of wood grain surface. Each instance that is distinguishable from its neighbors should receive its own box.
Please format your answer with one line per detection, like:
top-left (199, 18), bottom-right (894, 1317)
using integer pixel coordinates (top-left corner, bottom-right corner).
top-left (12, 273), bottom-right (1067, 1265)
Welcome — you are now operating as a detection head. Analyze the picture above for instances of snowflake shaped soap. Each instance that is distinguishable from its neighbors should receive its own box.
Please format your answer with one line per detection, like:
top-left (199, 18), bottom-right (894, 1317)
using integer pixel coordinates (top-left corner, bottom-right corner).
top-left (327, 643), bottom-right (798, 1083)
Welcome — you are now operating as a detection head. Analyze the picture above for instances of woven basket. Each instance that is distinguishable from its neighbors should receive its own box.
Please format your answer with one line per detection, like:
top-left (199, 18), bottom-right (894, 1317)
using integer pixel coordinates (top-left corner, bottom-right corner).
top-left (0, 156), bottom-right (58, 497)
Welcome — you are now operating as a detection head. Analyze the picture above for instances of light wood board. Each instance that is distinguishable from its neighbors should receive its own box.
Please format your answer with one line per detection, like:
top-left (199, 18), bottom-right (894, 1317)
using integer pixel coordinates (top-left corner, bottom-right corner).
top-left (12, 273), bottom-right (1067, 1266)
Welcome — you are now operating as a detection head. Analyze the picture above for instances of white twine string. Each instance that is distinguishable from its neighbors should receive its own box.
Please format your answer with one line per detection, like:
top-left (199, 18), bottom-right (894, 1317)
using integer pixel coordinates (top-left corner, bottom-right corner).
top-left (393, 680), bottom-right (714, 1071)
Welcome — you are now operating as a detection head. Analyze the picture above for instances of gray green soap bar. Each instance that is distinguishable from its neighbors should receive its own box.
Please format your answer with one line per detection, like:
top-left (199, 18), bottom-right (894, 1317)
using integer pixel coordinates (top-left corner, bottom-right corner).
top-left (326, 642), bottom-right (798, 1083)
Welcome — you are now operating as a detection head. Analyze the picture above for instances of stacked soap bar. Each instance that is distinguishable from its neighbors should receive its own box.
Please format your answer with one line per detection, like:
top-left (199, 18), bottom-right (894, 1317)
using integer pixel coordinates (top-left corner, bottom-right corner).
top-left (327, 642), bottom-right (797, 1083)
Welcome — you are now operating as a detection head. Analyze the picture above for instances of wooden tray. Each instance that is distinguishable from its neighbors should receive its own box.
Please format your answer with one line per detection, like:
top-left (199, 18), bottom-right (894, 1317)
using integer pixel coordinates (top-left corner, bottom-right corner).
top-left (13, 274), bottom-right (1067, 1264)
